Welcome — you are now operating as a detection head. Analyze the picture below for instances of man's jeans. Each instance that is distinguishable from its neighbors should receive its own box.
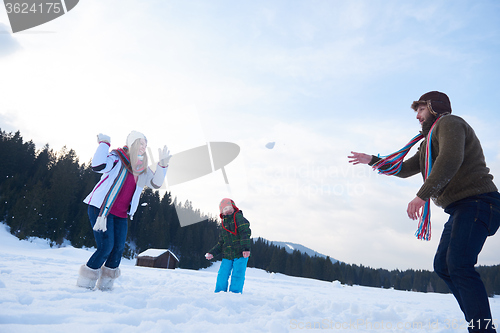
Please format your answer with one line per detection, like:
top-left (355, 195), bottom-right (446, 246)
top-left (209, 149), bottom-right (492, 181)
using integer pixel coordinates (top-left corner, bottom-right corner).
top-left (86, 205), bottom-right (128, 270)
top-left (215, 257), bottom-right (249, 293)
top-left (434, 192), bottom-right (500, 333)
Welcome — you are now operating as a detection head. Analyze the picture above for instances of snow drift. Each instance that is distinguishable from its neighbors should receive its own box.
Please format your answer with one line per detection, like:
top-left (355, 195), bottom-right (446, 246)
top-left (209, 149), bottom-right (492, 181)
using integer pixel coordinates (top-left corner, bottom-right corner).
top-left (0, 223), bottom-right (498, 332)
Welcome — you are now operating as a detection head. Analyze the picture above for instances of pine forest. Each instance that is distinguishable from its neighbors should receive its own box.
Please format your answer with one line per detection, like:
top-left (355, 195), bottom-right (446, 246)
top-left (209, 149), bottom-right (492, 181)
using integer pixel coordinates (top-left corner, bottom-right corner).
top-left (1, 129), bottom-right (500, 296)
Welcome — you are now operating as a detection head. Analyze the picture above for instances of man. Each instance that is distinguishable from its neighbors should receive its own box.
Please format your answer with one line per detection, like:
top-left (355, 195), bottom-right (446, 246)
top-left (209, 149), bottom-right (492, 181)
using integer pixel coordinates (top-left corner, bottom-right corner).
top-left (349, 91), bottom-right (500, 332)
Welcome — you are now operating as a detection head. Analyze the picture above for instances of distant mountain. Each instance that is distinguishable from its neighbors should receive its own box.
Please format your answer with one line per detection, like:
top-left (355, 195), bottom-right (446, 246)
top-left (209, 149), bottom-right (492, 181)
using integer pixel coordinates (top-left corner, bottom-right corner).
top-left (262, 239), bottom-right (339, 264)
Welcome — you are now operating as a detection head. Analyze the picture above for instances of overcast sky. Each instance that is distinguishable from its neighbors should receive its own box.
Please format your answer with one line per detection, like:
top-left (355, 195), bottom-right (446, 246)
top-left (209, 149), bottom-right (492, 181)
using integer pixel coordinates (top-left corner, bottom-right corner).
top-left (1, 0), bottom-right (500, 270)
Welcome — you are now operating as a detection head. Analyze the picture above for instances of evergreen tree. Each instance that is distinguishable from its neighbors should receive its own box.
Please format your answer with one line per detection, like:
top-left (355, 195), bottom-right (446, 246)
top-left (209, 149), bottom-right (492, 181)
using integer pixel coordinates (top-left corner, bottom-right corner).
top-left (302, 254), bottom-right (314, 279)
top-left (321, 257), bottom-right (335, 282)
top-left (290, 250), bottom-right (303, 277)
top-left (45, 147), bottom-right (80, 244)
top-left (399, 273), bottom-right (413, 291)
top-left (267, 247), bottom-right (287, 273)
top-left (331, 261), bottom-right (343, 283)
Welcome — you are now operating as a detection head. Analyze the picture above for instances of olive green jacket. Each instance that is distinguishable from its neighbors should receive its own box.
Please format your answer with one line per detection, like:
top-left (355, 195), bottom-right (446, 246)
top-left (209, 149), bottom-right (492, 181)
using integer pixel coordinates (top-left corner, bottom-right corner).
top-left (209, 210), bottom-right (251, 260)
top-left (370, 115), bottom-right (497, 208)
top-left (208, 210), bottom-right (252, 260)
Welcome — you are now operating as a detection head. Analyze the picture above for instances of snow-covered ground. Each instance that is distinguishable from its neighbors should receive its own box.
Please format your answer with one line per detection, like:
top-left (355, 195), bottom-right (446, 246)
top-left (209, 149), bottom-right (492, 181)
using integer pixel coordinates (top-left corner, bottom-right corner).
top-left (0, 223), bottom-right (498, 333)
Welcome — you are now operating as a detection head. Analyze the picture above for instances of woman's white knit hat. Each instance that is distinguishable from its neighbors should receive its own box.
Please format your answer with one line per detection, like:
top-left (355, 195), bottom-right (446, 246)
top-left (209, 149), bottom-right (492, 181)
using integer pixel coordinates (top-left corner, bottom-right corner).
top-left (126, 131), bottom-right (147, 147)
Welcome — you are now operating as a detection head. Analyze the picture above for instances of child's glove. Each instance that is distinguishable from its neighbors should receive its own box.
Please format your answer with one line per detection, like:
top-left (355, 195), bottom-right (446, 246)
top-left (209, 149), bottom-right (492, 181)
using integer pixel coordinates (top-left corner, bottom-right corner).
top-left (158, 145), bottom-right (172, 167)
top-left (97, 133), bottom-right (111, 145)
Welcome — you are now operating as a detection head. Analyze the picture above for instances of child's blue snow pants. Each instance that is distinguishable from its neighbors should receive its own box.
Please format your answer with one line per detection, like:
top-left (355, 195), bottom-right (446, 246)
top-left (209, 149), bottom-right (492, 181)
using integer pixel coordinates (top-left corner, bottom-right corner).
top-left (215, 257), bottom-right (249, 293)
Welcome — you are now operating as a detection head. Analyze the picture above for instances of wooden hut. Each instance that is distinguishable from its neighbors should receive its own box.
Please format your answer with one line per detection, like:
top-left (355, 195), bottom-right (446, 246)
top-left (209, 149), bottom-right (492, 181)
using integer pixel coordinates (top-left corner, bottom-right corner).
top-left (136, 249), bottom-right (179, 269)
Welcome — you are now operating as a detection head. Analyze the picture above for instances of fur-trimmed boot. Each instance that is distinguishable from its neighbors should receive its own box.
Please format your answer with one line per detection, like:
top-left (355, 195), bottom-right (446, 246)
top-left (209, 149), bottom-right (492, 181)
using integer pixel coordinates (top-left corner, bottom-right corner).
top-left (77, 264), bottom-right (100, 289)
top-left (96, 266), bottom-right (121, 291)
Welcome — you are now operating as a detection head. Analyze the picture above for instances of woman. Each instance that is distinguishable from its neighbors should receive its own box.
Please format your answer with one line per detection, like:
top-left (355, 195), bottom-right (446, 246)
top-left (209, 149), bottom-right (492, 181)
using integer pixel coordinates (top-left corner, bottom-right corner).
top-left (77, 131), bottom-right (171, 290)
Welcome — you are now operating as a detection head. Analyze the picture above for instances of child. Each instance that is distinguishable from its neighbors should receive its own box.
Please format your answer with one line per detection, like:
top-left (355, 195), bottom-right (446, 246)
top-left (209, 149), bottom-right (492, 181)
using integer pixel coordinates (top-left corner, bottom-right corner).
top-left (205, 198), bottom-right (251, 293)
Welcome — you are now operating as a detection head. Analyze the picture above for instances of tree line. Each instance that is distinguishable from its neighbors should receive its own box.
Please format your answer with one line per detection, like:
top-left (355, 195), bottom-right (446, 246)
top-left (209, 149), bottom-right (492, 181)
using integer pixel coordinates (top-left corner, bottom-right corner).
top-left (250, 238), bottom-right (500, 296)
top-left (1, 129), bottom-right (500, 296)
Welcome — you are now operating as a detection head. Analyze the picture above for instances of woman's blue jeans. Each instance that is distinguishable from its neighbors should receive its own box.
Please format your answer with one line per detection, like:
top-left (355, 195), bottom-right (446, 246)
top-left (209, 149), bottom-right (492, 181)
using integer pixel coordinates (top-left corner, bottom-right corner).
top-left (215, 257), bottom-right (249, 293)
top-left (86, 205), bottom-right (128, 270)
top-left (434, 192), bottom-right (500, 333)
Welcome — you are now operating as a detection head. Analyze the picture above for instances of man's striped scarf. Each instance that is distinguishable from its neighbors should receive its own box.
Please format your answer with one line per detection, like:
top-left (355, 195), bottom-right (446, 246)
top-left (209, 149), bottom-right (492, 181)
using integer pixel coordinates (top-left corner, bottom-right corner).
top-left (372, 118), bottom-right (441, 241)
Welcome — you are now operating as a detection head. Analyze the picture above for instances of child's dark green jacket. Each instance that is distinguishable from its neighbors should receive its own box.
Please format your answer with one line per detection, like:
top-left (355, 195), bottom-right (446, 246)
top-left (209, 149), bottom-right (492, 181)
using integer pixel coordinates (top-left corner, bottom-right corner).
top-left (209, 210), bottom-right (251, 260)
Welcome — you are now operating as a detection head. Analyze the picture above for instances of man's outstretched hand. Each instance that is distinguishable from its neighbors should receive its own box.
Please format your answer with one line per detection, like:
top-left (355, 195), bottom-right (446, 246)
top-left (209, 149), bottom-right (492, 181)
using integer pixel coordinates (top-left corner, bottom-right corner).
top-left (348, 151), bottom-right (372, 165)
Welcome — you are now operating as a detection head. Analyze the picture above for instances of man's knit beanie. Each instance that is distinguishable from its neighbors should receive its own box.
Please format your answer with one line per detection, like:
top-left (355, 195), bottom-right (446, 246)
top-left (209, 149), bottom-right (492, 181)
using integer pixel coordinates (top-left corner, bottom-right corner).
top-left (411, 91), bottom-right (452, 116)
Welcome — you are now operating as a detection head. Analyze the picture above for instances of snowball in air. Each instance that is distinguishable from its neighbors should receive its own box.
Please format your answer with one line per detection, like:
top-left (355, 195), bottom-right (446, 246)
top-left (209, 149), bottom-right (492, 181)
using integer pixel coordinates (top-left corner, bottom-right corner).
top-left (265, 142), bottom-right (275, 149)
